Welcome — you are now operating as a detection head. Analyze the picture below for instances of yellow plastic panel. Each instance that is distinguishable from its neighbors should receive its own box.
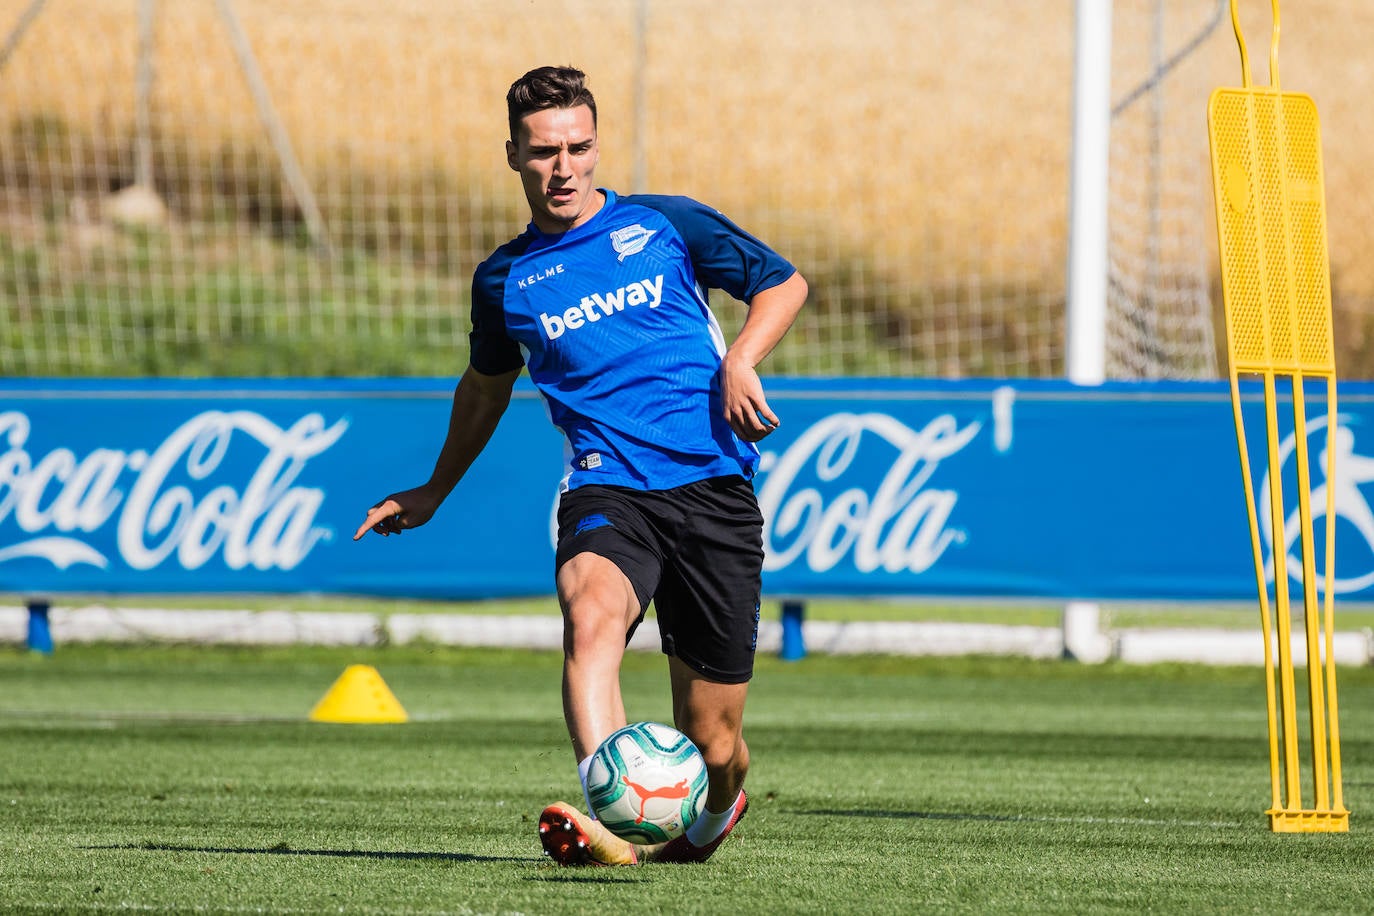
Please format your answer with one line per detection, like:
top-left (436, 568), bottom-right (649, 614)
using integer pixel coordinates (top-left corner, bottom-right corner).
top-left (1208, 88), bottom-right (1333, 376)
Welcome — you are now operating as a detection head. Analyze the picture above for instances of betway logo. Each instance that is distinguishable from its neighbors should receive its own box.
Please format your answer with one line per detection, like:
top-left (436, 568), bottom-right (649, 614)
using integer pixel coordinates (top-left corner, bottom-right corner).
top-left (539, 274), bottom-right (664, 340)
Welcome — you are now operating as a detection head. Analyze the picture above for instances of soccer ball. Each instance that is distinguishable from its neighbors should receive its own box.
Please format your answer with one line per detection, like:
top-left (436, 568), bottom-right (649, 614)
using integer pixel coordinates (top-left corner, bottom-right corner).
top-left (586, 721), bottom-right (709, 844)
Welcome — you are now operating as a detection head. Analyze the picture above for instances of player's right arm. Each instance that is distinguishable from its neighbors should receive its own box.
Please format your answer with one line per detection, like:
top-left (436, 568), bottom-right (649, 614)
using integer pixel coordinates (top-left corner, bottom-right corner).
top-left (353, 364), bottom-right (520, 540)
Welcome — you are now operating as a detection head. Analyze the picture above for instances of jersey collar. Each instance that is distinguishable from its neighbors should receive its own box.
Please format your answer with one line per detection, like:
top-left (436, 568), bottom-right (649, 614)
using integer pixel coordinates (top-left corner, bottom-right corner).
top-left (527, 189), bottom-right (618, 243)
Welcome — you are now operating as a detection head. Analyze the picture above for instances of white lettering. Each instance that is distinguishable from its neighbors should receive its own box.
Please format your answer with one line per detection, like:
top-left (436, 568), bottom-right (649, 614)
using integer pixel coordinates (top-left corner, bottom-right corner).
top-left (49, 449), bottom-right (125, 531)
top-left (756, 412), bottom-right (979, 575)
top-left (592, 289), bottom-right (625, 315)
top-left (516, 263), bottom-right (565, 289)
top-left (641, 275), bottom-right (663, 307)
top-left (15, 448), bottom-right (75, 530)
top-left (0, 409), bottom-right (345, 573)
top-left (539, 274), bottom-right (665, 340)
top-left (539, 311), bottom-right (566, 339)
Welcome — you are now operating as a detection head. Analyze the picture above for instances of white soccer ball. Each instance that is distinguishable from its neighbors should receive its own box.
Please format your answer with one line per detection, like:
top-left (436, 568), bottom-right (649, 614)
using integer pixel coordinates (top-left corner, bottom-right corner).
top-left (586, 721), bottom-right (709, 844)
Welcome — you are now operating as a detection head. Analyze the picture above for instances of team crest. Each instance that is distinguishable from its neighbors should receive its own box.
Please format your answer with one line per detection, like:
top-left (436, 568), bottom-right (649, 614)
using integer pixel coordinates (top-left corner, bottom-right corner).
top-left (610, 224), bottom-right (655, 262)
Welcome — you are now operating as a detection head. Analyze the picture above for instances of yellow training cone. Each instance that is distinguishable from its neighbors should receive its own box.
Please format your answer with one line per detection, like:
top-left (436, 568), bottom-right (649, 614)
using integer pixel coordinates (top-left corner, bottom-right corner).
top-left (309, 664), bottom-right (408, 724)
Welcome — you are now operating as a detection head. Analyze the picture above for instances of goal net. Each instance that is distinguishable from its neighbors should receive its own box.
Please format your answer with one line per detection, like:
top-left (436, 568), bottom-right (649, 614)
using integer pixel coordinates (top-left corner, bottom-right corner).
top-left (0, 0), bottom-right (1349, 381)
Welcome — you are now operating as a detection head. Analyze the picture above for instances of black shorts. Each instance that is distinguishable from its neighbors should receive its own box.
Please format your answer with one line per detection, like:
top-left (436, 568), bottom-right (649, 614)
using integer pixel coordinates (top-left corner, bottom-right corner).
top-left (554, 474), bottom-right (764, 684)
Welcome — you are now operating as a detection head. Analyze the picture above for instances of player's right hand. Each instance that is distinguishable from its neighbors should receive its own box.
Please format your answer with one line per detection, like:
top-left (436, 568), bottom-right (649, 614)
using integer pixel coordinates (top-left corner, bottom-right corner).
top-left (353, 488), bottom-right (439, 540)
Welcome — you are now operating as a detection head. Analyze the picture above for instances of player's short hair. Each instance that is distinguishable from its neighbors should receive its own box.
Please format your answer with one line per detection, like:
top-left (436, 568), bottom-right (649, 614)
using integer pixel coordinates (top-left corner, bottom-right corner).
top-left (506, 66), bottom-right (598, 142)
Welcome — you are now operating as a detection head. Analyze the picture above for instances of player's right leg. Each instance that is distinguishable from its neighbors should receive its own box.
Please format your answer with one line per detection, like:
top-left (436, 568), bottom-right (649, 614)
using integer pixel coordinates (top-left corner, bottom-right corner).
top-left (555, 551), bottom-right (643, 763)
top-left (538, 801), bottom-right (655, 866)
top-left (540, 487), bottom-right (669, 867)
top-left (538, 551), bottom-right (645, 866)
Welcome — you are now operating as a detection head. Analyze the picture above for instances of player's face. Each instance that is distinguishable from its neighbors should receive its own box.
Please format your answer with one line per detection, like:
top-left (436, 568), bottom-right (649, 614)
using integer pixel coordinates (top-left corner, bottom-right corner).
top-left (507, 105), bottom-right (601, 233)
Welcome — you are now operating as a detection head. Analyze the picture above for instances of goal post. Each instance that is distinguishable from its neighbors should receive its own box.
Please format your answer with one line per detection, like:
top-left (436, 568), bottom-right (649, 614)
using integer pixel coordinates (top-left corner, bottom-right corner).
top-left (1066, 0), bottom-right (1112, 387)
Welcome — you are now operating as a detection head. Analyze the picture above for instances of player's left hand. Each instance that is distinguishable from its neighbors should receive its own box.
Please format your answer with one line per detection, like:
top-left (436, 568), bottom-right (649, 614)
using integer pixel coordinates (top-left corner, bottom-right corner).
top-left (719, 357), bottom-right (779, 442)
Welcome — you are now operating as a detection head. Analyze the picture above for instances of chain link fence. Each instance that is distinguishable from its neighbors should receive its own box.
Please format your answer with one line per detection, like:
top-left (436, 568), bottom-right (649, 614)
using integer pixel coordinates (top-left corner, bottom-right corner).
top-left (2, 0), bottom-right (1371, 378)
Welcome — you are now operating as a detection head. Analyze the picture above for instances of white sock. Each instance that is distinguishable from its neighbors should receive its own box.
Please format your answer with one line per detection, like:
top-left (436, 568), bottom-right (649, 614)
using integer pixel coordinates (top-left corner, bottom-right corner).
top-left (577, 755), bottom-right (597, 819)
top-left (685, 790), bottom-right (743, 846)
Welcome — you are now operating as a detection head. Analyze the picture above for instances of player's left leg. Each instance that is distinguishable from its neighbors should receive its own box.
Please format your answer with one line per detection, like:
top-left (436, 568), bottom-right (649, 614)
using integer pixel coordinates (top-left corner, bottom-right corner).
top-left (646, 476), bottom-right (762, 863)
top-left (669, 659), bottom-right (750, 811)
top-left (648, 660), bottom-right (751, 863)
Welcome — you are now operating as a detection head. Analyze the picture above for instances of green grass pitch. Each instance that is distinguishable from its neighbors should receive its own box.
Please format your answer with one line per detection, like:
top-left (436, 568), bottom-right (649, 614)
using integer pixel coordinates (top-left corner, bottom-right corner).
top-left (2, 643), bottom-right (1372, 914)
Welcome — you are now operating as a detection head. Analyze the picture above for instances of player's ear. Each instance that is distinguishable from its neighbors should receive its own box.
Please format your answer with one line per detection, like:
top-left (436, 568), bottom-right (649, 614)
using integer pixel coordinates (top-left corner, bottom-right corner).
top-left (506, 139), bottom-right (518, 171)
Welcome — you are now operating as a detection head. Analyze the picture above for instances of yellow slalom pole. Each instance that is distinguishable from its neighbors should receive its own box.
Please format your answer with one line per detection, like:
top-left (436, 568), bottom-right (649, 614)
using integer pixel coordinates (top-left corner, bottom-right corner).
top-left (1209, 0), bottom-right (1348, 832)
top-left (1261, 372), bottom-right (1301, 811)
top-left (1322, 378), bottom-right (1345, 815)
top-left (1289, 377), bottom-right (1329, 811)
top-left (1228, 374), bottom-right (1283, 813)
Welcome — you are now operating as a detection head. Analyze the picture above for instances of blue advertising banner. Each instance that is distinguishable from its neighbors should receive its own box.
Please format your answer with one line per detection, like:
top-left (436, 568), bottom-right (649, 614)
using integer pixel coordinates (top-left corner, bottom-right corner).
top-left (3, 377), bottom-right (1373, 602)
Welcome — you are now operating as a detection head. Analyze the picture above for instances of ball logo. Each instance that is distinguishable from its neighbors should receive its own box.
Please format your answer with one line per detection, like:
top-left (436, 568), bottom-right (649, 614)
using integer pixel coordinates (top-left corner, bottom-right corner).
top-left (621, 776), bottom-right (691, 825)
top-left (1261, 413), bottom-right (1374, 594)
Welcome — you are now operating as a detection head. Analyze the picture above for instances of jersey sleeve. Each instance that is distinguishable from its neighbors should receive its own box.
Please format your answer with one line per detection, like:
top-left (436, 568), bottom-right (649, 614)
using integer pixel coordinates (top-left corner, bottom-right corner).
top-left (468, 251), bottom-right (526, 376)
top-left (625, 194), bottom-right (796, 301)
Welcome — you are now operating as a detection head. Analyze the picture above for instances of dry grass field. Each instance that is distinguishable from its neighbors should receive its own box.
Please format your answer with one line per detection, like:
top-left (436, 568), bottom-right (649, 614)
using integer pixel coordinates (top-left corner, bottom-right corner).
top-left (2, 0), bottom-right (1372, 375)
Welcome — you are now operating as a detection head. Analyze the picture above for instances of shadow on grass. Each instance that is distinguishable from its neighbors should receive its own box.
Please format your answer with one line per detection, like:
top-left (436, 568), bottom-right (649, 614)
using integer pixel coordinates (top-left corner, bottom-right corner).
top-left (529, 869), bottom-right (649, 884)
top-left (798, 809), bottom-right (1246, 828)
top-left (85, 842), bottom-right (531, 864)
top-left (804, 809), bottom-right (1024, 823)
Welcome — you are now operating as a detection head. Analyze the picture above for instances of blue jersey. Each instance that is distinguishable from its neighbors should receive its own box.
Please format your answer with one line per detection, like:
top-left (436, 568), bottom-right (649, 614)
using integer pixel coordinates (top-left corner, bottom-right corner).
top-left (470, 190), bottom-right (795, 492)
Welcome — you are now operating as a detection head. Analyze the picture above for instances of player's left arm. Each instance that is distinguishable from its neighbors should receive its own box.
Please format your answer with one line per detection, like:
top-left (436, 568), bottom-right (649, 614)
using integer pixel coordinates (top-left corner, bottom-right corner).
top-left (626, 195), bottom-right (808, 440)
top-left (722, 270), bottom-right (808, 442)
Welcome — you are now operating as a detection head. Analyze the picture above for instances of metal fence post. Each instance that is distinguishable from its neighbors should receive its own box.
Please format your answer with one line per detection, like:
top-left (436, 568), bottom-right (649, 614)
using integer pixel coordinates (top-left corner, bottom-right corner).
top-left (27, 599), bottom-right (53, 655)
top-left (780, 600), bottom-right (806, 661)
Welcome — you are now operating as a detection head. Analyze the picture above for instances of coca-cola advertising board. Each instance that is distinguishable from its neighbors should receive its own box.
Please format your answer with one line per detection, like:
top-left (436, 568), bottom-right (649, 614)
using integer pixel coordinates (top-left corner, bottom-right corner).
top-left (4, 377), bottom-right (1373, 602)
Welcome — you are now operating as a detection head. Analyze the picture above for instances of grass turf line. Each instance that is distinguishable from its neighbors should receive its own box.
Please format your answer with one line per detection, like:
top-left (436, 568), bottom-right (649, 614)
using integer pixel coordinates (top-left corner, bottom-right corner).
top-left (2, 644), bottom-right (1372, 914)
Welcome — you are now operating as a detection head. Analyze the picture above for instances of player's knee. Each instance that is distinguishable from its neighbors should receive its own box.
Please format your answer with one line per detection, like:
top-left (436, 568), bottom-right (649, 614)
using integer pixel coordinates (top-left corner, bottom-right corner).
top-left (557, 555), bottom-right (639, 655)
top-left (561, 603), bottom-right (625, 657)
top-left (695, 728), bottom-right (748, 777)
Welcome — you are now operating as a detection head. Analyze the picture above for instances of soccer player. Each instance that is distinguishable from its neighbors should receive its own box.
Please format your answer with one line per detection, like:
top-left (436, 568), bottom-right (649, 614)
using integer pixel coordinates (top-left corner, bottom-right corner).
top-left (354, 65), bottom-right (807, 866)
